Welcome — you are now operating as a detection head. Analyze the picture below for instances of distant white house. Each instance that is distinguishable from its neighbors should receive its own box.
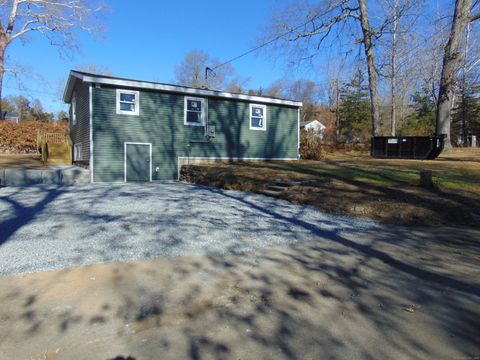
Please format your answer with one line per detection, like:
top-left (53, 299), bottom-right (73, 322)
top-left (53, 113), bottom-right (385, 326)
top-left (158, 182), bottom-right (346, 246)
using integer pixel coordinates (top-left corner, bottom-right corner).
top-left (2, 112), bottom-right (20, 123)
top-left (300, 120), bottom-right (326, 139)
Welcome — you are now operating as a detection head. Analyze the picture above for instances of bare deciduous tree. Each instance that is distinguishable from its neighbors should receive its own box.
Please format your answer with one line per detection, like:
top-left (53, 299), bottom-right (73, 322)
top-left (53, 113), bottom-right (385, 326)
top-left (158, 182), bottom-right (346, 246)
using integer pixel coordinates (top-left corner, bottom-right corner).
top-left (436, 0), bottom-right (479, 148)
top-left (263, 0), bottom-right (389, 136)
top-left (174, 49), bottom-right (235, 90)
top-left (378, 0), bottom-right (421, 135)
top-left (76, 63), bottom-right (113, 76)
top-left (0, 0), bottom-right (103, 117)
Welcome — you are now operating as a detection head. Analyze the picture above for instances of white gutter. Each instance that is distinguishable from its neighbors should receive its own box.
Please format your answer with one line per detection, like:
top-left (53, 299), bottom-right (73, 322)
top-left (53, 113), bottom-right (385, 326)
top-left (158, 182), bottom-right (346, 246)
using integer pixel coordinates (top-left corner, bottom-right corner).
top-left (65, 72), bottom-right (303, 108)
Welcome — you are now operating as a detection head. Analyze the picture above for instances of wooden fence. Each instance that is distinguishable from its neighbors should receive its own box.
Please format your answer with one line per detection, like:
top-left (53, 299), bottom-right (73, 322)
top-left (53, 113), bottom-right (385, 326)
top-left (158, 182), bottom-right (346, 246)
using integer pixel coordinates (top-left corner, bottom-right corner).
top-left (37, 129), bottom-right (72, 164)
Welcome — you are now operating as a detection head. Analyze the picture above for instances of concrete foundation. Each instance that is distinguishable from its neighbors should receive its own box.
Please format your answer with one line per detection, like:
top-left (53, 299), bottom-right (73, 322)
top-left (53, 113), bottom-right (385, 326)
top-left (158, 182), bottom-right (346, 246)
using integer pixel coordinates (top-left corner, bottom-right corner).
top-left (0, 166), bottom-right (90, 187)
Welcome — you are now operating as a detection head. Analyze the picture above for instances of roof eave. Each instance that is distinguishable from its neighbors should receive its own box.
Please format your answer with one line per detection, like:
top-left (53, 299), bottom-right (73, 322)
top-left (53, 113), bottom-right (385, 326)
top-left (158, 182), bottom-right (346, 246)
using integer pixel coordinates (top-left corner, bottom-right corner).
top-left (69, 71), bottom-right (303, 107)
top-left (62, 71), bottom-right (80, 103)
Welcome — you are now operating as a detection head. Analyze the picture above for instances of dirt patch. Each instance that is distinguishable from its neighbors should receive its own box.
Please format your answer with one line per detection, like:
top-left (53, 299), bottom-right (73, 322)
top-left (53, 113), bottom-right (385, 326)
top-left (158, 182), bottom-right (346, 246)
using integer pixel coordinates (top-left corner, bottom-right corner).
top-left (0, 153), bottom-right (46, 169)
top-left (180, 149), bottom-right (480, 227)
top-left (0, 226), bottom-right (479, 359)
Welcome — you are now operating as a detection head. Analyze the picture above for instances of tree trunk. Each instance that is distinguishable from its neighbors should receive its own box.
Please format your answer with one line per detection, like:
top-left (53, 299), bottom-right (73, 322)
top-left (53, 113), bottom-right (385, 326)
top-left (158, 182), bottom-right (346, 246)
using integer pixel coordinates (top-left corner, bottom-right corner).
top-left (461, 22), bottom-right (470, 146)
top-left (0, 36), bottom-right (6, 120)
top-left (358, 0), bottom-right (381, 137)
top-left (335, 79), bottom-right (340, 139)
top-left (390, 0), bottom-right (398, 136)
top-left (435, 0), bottom-right (472, 149)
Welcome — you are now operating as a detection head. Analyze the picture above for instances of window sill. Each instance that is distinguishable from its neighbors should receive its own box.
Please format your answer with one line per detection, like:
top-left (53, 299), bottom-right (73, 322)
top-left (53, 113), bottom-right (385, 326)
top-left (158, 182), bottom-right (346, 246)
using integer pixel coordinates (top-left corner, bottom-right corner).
top-left (116, 110), bottom-right (139, 116)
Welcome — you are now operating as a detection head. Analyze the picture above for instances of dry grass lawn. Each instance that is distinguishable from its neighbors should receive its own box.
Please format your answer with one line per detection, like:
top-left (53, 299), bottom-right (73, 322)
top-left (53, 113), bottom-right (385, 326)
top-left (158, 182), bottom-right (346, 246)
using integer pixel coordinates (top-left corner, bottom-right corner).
top-left (181, 148), bottom-right (480, 227)
top-left (0, 153), bottom-right (46, 169)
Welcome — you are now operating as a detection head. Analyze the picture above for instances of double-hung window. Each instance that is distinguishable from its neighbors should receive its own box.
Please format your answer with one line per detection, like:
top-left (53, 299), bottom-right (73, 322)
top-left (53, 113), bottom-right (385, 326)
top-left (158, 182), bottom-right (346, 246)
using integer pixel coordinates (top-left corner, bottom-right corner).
top-left (250, 104), bottom-right (267, 131)
top-left (73, 143), bottom-right (82, 161)
top-left (184, 97), bottom-right (205, 126)
top-left (116, 89), bottom-right (140, 116)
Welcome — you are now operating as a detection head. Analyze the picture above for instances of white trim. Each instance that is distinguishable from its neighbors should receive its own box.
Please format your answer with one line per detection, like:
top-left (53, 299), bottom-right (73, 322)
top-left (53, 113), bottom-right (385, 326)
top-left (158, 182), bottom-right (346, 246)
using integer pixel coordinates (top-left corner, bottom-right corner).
top-left (297, 108), bottom-right (300, 151)
top-left (249, 104), bottom-right (267, 131)
top-left (66, 72), bottom-right (303, 107)
top-left (89, 84), bottom-right (94, 183)
top-left (124, 142), bottom-right (152, 182)
top-left (177, 156), bottom-right (297, 180)
top-left (116, 89), bottom-right (140, 116)
top-left (71, 92), bottom-right (77, 125)
top-left (73, 143), bottom-right (82, 161)
top-left (184, 96), bottom-right (206, 126)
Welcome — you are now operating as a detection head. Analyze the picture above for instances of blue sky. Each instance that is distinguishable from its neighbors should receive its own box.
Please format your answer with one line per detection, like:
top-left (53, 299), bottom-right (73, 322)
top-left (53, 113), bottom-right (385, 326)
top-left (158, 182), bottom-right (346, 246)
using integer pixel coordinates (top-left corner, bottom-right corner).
top-left (3, 0), bottom-right (324, 115)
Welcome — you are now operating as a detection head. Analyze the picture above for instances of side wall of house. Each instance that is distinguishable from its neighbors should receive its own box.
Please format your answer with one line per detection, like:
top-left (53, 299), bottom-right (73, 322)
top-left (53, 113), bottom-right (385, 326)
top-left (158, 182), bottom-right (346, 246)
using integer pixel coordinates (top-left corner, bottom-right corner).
top-left (91, 85), bottom-right (298, 181)
top-left (69, 80), bottom-right (90, 162)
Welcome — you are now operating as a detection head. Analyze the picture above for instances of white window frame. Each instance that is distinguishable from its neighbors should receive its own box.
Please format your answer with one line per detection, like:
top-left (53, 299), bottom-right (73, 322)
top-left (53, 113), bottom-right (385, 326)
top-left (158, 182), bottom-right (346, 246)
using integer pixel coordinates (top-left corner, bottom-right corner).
top-left (249, 103), bottom-right (267, 131)
top-left (73, 143), bottom-right (82, 161)
top-left (116, 89), bottom-right (140, 116)
top-left (71, 93), bottom-right (77, 125)
top-left (184, 96), bottom-right (206, 126)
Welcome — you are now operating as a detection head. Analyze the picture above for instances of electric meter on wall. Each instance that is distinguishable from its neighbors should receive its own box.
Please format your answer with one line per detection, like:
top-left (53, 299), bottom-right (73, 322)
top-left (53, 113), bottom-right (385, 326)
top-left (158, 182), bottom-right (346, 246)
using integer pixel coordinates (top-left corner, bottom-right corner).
top-left (207, 125), bottom-right (215, 138)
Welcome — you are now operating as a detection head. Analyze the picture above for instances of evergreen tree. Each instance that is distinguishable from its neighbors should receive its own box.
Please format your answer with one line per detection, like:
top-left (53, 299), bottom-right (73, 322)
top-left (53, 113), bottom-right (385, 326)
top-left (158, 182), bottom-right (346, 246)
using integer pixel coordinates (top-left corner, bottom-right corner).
top-left (398, 90), bottom-right (436, 136)
top-left (452, 80), bottom-right (480, 145)
top-left (339, 70), bottom-right (371, 142)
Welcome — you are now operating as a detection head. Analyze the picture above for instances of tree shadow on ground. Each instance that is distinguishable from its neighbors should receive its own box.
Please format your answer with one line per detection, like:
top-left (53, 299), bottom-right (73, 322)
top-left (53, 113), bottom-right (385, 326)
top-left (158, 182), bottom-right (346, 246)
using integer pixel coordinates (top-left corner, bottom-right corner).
top-left (0, 184), bottom-right (479, 359)
top-left (182, 160), bottom-right (480, 226)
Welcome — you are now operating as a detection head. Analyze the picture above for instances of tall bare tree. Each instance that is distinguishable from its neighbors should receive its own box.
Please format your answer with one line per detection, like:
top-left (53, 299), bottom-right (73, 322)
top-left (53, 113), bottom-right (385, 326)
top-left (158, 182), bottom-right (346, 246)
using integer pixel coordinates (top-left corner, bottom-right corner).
top-left (263, 0), bottom-right (392, 137)
top-left (357, 0), bottom-right (381, 136)
top-left (0, 0), bottom-right (103, 117)
top-left (174, 49), bottom-right (235, 90)
top-left (379, 0), bottom-right (420, 135)
top-left (389, 0), bottom-right (399, 135)
top-left (436, 0), bottom-right (479, 148)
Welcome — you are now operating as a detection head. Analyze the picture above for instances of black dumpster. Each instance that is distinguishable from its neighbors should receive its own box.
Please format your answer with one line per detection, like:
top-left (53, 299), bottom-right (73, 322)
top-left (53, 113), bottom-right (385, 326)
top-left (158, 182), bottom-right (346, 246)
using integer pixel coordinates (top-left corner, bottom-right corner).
top-left (371, 135), bottom-right (445, 160)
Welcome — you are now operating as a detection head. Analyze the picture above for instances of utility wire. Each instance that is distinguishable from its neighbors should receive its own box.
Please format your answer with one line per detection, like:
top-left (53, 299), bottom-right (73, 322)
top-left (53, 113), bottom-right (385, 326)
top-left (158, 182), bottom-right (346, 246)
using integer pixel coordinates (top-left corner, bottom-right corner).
top-left (211, 12), bottom-right (332, 71)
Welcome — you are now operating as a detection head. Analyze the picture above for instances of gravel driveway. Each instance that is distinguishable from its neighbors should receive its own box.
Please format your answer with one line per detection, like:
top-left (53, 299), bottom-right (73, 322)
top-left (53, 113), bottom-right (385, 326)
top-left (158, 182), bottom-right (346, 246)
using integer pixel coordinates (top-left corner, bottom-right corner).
top-left (0, 182), bottom-right (378, 275)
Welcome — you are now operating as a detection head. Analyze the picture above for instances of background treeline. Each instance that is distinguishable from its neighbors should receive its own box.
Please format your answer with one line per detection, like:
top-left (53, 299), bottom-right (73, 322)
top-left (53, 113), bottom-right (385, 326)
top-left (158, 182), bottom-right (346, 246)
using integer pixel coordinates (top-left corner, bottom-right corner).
top-left (1, 96), bottom-right (68, 123)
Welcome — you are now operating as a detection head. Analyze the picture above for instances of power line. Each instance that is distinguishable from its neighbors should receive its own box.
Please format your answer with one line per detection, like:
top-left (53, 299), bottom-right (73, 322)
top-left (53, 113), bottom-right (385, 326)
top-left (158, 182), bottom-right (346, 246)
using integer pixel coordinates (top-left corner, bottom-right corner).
top-left (211, 11), bottom-right (333, 71)
top-left (3, 85), bottom-right (60, 99)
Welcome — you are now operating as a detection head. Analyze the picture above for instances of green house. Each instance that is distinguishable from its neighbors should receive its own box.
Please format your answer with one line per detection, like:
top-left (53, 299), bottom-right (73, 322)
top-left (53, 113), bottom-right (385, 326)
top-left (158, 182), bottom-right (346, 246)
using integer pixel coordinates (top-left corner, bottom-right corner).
top-left (63, 70), bottom-right (302, 182)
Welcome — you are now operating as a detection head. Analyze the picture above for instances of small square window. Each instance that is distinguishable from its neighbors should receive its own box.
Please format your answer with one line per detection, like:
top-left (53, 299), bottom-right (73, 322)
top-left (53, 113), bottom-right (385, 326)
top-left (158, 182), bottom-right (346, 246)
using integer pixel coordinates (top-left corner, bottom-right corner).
top-left (184, 97), bottom-right (205, 126)
top-left (116, 89), bottom-right (139, 116)
top-left (250, 104), bottom-right (267, 131)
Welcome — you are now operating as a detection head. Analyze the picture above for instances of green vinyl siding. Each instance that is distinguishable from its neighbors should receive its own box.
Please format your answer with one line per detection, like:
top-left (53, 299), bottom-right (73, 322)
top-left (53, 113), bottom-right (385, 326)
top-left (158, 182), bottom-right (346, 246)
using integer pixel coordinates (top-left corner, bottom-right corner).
top-left (91, 85), bottom-right (298, 182)
top-left (69, 80), bottom-right (90, 162)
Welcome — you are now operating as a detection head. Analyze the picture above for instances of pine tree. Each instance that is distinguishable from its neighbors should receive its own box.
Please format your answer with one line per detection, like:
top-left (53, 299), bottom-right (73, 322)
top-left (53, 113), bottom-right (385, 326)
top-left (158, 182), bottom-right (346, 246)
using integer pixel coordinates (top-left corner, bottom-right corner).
top-left (339, 70), bottom-right (372, 142)
top-left (452, 80), bottom-right (480, 145)
top-left (398, 89), bottom-right (436, 136)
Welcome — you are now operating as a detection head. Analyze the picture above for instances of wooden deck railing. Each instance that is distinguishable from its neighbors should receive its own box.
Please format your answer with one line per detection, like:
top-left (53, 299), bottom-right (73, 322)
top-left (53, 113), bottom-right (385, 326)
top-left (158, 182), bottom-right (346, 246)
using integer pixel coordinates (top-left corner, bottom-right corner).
top-left (45, 132), bottom-right (65, 144)
top-left (37, 129), bottom-right (72, 164)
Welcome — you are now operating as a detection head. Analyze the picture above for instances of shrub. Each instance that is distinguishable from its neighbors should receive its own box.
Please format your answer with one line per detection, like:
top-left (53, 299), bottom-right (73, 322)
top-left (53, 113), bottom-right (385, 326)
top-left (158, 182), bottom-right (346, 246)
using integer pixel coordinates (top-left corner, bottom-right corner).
top-left (0, 121), bottom-right (67, 153)
top-left (300, 129), bottom-right (325, 160)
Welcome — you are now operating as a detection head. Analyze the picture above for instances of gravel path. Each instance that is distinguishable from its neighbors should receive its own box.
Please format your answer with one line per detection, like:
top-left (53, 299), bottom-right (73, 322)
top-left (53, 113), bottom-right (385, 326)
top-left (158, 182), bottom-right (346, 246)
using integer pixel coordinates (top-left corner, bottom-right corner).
top-left (0, 182), bottom-right (378, 275)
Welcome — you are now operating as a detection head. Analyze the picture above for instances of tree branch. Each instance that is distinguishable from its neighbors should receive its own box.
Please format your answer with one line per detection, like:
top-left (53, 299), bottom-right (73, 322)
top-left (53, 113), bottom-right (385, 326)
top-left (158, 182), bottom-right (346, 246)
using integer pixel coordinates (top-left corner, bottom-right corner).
top-left (6, 0), bottom-right (21, 35)
top-left (470, 12), bottom-right (480, 22)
